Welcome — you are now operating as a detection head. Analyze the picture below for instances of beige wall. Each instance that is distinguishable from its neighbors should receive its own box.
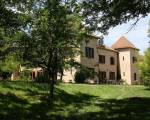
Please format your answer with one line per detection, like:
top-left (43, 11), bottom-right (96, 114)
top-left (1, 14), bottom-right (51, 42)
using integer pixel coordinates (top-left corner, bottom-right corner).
top-left (118, 49), bottom-right (131, 84)
top-left (81, 38), bottom-right (118, 83)
top-left (80, 39), bottom-right (98, 82)
top-left (97, 49), bottom-right (118, 81)
top-left (62, 68), bottom-right (77, 83)
top-left (62, 37), bottom-right (140, 85)
top-left (117, 48), bottom-right (140, 84)
top-left (130, 49), bottom-right (140, 84)
top-left (62, 55), bottom-right (81, 83)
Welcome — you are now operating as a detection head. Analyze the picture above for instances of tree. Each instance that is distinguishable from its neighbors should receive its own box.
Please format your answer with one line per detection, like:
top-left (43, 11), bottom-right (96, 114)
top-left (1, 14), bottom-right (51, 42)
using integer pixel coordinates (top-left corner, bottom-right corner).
top-left (0, 0), bottom-right (33, 32)
top-left (0, 0), bottom-right (34, 78)
top-left (139, 48), bottom-right (150, 87)
top-left (0, 55), bottom-right (20, 73)
top-left (0, 0), bottom-right (84, 101)
top-left (81, 0), bottom-right (150, 34)
top-left (26, 0), bottom-right (84, 102)
top-left (0, 0), bottom-right (27, 67)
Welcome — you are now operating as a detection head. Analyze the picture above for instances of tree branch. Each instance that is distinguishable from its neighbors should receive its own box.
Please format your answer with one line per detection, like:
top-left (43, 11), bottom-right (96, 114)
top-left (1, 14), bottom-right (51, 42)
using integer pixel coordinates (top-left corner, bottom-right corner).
top-left (125, 16), bottom-right (142, 34)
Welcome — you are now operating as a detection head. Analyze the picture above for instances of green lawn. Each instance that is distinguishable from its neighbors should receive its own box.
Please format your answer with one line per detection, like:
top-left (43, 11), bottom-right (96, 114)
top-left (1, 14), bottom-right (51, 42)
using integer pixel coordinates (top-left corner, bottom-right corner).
top-left (0, 81), bottom-right (150, 120)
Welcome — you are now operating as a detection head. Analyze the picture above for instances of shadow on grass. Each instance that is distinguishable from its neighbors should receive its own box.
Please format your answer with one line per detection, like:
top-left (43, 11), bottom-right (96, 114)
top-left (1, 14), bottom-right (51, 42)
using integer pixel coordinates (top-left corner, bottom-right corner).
top-left (0, 92), bottom-right (28, 120)
top-left (0, 82), bottom-right (150, 120)
top-left (54, 88), bottom-right (98, 104)
top-left (144, 87), bottom-right (150, 91)
top-left (27, 89), bottom-right (98, 120)
top-left (0, 81), bottom-right (49, 94)
top-left (0, 85), bottom-right (97, 120)
top-left (67, 97), bottom-right (150, 120)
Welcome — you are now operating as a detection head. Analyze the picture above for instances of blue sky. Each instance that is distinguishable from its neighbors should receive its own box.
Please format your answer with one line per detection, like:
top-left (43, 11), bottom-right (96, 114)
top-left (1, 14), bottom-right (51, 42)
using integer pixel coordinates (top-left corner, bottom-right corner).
top-left (101, 15), bottom-right (150, 54)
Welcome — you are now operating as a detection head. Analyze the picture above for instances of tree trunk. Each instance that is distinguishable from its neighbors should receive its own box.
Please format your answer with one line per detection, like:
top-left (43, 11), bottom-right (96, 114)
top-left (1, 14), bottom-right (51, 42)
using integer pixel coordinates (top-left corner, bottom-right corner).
top-left (49, 50), bottom-right (58, 104)
top-left (50, 73), bottom-right (54, 103)
top-left (49, 69), bottom-right (57, 103)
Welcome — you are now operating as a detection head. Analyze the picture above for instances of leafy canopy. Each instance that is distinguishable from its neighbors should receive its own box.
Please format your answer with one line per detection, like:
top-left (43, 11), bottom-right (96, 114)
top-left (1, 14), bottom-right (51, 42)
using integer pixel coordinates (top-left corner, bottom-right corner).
top-left (82, 0), bottom-right (150, 34)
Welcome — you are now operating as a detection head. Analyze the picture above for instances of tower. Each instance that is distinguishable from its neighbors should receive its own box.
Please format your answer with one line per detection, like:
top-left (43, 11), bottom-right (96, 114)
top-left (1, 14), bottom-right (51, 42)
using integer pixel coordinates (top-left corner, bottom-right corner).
top-left (112, 36), bottom-right (139, 84)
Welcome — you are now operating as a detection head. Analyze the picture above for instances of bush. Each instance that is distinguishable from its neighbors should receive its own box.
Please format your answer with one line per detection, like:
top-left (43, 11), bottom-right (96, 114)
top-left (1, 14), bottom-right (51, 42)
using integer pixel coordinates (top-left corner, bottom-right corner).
top-left (18, 70), bottom-right (31, 81)
top-left (138, 48), bottom-right (150, 87)
top-left (74, 71), bottom-right (87, 83)
top-left (143, 77), bottom-right (150, 87)
top-left (35, 74), bottom-right (49, 83)
top-left (74, 67), bottom-right (95, 83)
top-left (0, 71), bottom-right (10, 80)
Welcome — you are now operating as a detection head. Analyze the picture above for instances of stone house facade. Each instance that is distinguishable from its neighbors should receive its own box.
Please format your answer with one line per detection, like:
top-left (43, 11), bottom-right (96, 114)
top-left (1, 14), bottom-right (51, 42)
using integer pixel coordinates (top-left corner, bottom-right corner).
top-left (62, 36), bottom-right (140, 85)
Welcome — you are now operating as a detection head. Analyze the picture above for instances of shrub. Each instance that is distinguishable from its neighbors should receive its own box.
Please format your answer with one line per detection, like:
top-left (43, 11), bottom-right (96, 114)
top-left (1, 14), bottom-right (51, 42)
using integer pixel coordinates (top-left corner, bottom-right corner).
top-left (143, 77), bottom-right (150, 87)
top-left (35, 74), bottom-right (49, 83)
top-left (74, 71), bottom-right (86, 83)
top-left (138, 48), bottom-right (150, 87)
top-left (0, 71), bottom-right (10, 80)
top-left (74, 67), bottom-right (95, 83)
top-left (18, 70), bottom-right (31, 81)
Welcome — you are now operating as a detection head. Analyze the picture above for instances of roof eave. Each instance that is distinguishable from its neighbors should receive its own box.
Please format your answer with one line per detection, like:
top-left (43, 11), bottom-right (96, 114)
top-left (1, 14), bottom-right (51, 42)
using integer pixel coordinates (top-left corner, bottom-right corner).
top-left (113, 47), bottom-right (139, 51)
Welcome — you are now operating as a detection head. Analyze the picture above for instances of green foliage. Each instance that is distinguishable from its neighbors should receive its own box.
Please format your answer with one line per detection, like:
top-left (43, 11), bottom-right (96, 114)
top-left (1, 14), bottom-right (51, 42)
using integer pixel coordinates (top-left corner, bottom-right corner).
top-left (82, 0), bottom-right (150, 34)
top-left (0, 0), bottom-right (32, 34)
top-left (0, 0), bottom-right (33, 77)
top-left (0, 55), bottom-right (21, 73)
top-left (30, 0), bottom-right (84, 68)
top-left (74, 71), bottom-right (86, 83)
top-left (143, 77), bottom-right (150, 87)
top-left (27, 0), bottom-right (86, 98)
top-left (0, 0), bottom-right (85, 100)
top-left (75, 67), bottom-right (95, 83)
top-left (139, 48), bottom-right (150, 87)
top-left (18, 70), bottom-right (31, 81)
top-left (35, 74), bottom-right (49, 83)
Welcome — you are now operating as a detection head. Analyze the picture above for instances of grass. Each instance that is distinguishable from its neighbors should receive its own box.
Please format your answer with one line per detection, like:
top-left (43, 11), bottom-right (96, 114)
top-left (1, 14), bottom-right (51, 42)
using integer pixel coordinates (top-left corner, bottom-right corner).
top-left (0, 81), bottom-right (150, 120)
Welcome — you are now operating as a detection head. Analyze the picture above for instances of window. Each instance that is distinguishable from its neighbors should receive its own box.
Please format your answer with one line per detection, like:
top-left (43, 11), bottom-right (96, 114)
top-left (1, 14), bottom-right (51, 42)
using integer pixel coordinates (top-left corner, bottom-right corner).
top-left (85, 47), bottom-right (94, 58)
top-left (123, 56), bottom-right (124, 61)
top-left (110, 57), bottom-right (115, 65)
top-left (99, 55), bottom-right (105, 64)
top-left (87, 68), bottom-right (95, 79)
top-left (99, 71), bottom-right (106, 81)
top-left (134, 73), bottom-right (137, 80)
top-left (109, 72), bottom-right (115, 80)
top-left (132, 57), bottom-right (137, 63)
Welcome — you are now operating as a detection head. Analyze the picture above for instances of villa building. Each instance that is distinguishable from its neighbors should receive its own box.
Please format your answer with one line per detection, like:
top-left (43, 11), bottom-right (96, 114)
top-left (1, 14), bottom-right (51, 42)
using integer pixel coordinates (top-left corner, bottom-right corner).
top-left (62, 36), bottom-right (140, 85)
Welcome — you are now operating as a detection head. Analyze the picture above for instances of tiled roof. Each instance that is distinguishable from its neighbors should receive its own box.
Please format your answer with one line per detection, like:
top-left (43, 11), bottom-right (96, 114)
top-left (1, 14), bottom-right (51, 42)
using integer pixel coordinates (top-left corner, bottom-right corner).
top-left (105, 46), bottom-right (118, 52)
top-left (111, 36), bottom-right (138, 50)
top-left (96, 45), bottom-right (118, 53)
